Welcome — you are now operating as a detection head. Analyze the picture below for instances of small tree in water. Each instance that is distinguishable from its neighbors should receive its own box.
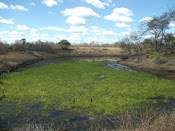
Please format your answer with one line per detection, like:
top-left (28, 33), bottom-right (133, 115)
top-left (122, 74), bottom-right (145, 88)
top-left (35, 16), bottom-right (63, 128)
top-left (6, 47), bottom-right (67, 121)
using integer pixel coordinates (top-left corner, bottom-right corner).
top-left (58, 40), bottom-right (71, 50)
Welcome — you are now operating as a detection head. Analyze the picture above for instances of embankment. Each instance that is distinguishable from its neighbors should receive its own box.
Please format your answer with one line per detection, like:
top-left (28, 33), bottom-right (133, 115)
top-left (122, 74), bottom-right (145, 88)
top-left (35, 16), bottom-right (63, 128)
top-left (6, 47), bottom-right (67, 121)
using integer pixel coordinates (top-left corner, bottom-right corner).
top-left (118, 54), bottom-right (175, 72)
top-left (0, 47), bottom-right (123, 75)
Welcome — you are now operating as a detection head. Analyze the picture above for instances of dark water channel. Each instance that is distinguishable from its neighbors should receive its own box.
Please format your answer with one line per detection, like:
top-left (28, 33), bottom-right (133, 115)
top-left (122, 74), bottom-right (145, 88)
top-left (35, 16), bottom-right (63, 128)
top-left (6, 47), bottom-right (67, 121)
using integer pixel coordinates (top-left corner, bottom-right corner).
top-left (1, 57), bottom-right (175, 130)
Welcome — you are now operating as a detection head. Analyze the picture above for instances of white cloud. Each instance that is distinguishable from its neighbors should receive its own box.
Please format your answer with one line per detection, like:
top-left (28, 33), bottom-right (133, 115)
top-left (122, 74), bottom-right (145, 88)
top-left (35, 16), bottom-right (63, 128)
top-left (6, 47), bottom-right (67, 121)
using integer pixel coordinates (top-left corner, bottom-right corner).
top-left (116, 23), bottom-right (131, 28)
top-left (104, 8), bottom-right (133, 23)
top-left (30, 2), bottom-right (36, 6)
top-left (68, 26), bottom-right (89, 34)
top-left (0, 30), bottom-right (10, 35)
top-left (42, 0), bottom-right (62, 7)
top-left (0, 16), bottom-right (14, 24)
top-left (66, 16), bottom-right (86, 25)
top-left (30, 29), bottom-right (38, 37)
top-left (56, 34), bottom-right (66, 40)
top-left (10, 31), bottom-right (26, 38)
top-left (0, 2), bottom-right (8, 9)
top-left (39, 26), bottom-right (64, 31)
top-left (85, 0), bottom-right (104, 9)
top-left (17, 25), bottom-right (30, 30)
top-left (85, 0), bottom-right (112, 9)
top-left (0, 30), bottom-right (26, 38)
top-left (41, 34), bottom-right (48, 37)
top-left (61, 7), bottom-right (100, 18)
top-left (68, 33), bottom-right (81, 42)
top-left (0, 2), bottom-right (28, 11)
top-left (91, 26), bottom-right (100, 30)
top-left (170, 21), bottom-right (175, 27)
top-left (91, 26), bottom-right (100, 33)
top-left (139, 16), bottom-right (153, 23)
top-left (121, 28), bottom-right (132, 36)
top-left (48, 11), bottom-right (57, 15)
top-left (9, 5), bottom-right (28, 11)
top-left (42, 0), bottom-right (57, 7)
top-left (90, 26), bottom-right (117, 36)
top-left (101, 29), bottom-right (117, 36)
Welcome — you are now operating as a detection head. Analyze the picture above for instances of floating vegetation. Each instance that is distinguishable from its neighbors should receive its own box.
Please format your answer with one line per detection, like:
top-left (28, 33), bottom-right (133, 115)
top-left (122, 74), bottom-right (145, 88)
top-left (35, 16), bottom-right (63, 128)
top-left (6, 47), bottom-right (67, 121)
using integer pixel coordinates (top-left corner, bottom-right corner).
top-left (0, 61), bottom-right (175, 120)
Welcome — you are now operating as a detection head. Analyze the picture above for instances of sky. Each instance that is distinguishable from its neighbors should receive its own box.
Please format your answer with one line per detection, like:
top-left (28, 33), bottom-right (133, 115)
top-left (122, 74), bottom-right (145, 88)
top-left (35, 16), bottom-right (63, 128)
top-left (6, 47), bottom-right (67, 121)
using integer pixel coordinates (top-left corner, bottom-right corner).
top-left (0, 0), bottom-right (175, 44)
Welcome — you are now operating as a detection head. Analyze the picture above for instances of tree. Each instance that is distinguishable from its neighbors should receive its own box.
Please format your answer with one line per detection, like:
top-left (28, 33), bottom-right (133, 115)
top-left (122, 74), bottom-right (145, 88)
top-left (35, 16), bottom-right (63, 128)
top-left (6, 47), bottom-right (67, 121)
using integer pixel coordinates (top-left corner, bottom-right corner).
top-left (141, 15), bottom-right (170, 50)
top-left (58, 40), bottom-right (71, 50)
top-left (164, 33), bottom-right (175, 53)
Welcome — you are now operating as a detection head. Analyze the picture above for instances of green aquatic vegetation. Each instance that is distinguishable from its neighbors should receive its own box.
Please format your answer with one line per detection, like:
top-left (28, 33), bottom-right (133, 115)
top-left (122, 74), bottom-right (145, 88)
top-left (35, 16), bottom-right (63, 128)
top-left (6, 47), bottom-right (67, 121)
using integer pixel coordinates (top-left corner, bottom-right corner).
top-left (1, 61), bottom-right (175, 116)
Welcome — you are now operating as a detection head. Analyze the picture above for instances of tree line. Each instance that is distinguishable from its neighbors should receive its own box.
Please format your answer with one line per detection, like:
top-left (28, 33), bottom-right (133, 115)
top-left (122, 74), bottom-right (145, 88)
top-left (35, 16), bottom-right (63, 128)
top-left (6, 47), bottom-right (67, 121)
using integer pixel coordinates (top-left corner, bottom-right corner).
top-left (0, 39), bottom-right (71, 54)
top-left (118, 7), bottom-right (175, 63)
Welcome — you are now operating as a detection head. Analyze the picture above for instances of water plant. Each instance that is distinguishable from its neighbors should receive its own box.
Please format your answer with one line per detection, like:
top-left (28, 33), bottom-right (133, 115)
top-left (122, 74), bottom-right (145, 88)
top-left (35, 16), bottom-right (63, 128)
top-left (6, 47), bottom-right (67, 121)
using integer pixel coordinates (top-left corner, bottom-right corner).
top-left (0, 61), bottom-right (175, 118)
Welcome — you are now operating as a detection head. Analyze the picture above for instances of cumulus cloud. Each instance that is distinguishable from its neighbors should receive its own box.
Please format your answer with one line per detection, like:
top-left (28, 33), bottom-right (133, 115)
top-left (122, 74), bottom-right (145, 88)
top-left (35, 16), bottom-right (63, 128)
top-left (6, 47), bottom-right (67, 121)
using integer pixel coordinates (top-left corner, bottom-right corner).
top-left (17, 25), bottom-right (30, 30)
top-left (68, 33), bottom-right (81, 42)
top-left (42, 0), bottom-right (57, 7)
top-left (56, 34), bottom-right (66, 40)
top-left (104, 8), bottom-right (133, 23)
top-left (66, 16), bottom-right (86, 25)
top-left (139, 16), bottom-right (153, 23)
top-left (61, 7), bottom-right (100, 18)
top-left (101, 29), bottom-right (117, 36)
top-left (39, 26), bottom-right (64, 31)
top-left (90, 26), bottom-right (117, 36)
top-left (170, 21), bottom-right (175, 27)
top-left (0, 16), bottom-right (14, 24)
top-left (30, 2), bottom-right (36, 6)
top-left (30, 29), bottom-right (38, 37)
top-left (116, 23), bottom-right (130, 28)
top-left (0, 30), bottom-right (26, 38)
top-left (61, 7), bottom-right (99, 26)
top-left (42, 0), bottom-right (62, 7)
top-left (85, 0), bottom-right (113, 9)
top-left (121, 28), bottom-right (132, 36)
top-left (0, 2), bottom-right (8, 9)
top-left (0, 2), bottom-right (28, 11)
top-left (91, 26), bottom-right (100, 33)
top-left (68, 26), bottom-right (89, 34)
top-left (91, 26), bottom-right (100, 30)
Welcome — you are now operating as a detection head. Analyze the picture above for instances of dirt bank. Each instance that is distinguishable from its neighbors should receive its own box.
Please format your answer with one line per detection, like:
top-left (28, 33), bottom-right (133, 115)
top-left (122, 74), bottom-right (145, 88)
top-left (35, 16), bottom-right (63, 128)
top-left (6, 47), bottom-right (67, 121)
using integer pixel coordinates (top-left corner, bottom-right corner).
top-left (58, 46), bottom-right (123, 57)
top-left (0, 47), bottom-right (123, 74)
top-left (0, 51), bottom-right (58, 74)
top-left (118, 54), bottom-right (175, 72)
top-left (1, 47), bottom-right (175, 74)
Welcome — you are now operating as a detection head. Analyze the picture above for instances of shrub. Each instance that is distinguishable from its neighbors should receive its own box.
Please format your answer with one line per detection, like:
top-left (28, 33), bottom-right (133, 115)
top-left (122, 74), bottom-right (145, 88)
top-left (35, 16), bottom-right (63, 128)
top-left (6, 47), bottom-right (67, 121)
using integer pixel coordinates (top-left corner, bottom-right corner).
top-left (57, 40), bottom-right (71, 50)
top-left (153, 53), bottom-right (167, 64)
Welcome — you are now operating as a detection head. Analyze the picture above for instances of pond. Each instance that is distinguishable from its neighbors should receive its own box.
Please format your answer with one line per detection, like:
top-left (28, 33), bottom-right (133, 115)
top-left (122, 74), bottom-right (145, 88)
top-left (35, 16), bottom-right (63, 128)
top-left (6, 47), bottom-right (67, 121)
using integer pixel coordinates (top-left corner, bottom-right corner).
top-left (0, 57), bottom-right (175, 130)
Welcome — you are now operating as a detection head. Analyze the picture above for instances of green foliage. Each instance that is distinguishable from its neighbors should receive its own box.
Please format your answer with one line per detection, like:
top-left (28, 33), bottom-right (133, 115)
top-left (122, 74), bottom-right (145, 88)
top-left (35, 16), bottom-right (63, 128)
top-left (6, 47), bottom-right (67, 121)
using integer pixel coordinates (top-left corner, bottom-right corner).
top-left (1, 61), bottom-right (175, 117)
top-left (152, 52), bottom-right (167, 64)
top-left (58, 40), bottom-right (71, 50)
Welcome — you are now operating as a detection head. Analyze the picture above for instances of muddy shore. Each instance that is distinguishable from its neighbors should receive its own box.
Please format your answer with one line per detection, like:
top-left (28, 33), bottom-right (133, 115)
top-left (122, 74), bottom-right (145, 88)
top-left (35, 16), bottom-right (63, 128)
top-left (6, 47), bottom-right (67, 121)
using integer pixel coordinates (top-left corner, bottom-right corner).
top-left (0, 47), bottom-right (123, 75)
top-left (118, 55), bottom-right (175, 72)
top-left (0, 47), bottom-right (175, 74)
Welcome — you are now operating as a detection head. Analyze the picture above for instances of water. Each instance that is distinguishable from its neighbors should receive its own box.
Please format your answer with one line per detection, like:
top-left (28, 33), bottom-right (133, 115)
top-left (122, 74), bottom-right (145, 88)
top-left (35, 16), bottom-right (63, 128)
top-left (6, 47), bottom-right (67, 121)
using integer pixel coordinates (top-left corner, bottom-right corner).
top-left (1, 56), bottom-right (175, 130)
top-left (106, 61), bottom-right (136, 72)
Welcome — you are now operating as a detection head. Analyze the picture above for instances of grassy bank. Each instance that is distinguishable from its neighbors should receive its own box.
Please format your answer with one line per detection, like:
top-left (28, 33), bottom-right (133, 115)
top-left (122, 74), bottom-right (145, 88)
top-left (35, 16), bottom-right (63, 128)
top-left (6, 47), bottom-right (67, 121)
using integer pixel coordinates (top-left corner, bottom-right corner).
top-left (1, 61), bottom-right (175, 118)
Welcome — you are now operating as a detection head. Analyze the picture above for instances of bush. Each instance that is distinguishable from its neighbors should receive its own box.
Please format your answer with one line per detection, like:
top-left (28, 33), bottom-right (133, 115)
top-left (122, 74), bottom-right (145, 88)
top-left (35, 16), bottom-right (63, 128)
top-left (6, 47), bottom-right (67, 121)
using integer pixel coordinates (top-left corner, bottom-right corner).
top-left (153, 53), bottom-right (167, 64)
top-left (57, 40), bottom-right (71, 50)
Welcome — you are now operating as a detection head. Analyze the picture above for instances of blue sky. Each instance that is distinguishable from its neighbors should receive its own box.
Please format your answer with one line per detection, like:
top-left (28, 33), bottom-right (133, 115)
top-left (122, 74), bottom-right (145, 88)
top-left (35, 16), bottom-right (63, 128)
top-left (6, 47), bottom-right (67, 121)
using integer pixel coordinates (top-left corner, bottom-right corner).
top-left (0, 0), bottom-right (175, 44)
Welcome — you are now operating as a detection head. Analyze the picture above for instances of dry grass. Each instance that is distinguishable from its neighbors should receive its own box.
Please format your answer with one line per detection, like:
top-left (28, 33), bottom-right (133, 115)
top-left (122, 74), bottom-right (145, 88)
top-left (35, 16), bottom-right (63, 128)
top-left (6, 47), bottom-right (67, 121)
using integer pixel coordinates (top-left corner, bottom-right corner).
top-left (10, 110), bottom-right (175, 131)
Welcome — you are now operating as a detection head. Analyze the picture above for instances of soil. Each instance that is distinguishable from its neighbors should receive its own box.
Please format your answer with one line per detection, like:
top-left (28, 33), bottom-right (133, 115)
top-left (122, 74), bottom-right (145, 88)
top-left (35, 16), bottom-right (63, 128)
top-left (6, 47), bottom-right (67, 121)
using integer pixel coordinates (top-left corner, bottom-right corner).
top-left (118, 54), bottom-right (175, 72)
top-left (0, 47), bottom-right (123, 73)
top-left (0, 47), bottom-right (175, 74)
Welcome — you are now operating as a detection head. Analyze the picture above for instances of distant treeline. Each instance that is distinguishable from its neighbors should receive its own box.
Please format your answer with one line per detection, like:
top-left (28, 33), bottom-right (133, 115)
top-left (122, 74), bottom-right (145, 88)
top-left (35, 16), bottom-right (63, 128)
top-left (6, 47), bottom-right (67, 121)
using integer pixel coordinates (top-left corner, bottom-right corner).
top-left (0, 39), bottom-right (121, 54)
